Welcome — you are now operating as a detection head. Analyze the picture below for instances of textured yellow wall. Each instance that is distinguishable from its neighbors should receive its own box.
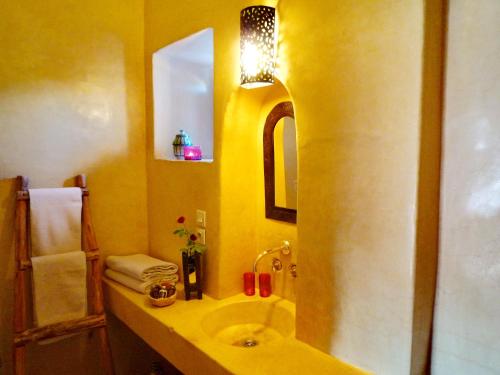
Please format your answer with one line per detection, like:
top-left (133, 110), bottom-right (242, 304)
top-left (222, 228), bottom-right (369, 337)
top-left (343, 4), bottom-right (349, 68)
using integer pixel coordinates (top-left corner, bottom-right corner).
top-left (0, 0), bottom-right (440, 373)
top-left (145, 2), bottom-right (431, 373)
top-left (145, 0), bottom-right (226, 297)
top-left (281, 1), bottom-right (427, 374)
top-left (0, 0), bottom-right (149, 373)
top-left (145, 0), bottom-right (298, 300)
top-left (255, 83), bottom-right (298, 301)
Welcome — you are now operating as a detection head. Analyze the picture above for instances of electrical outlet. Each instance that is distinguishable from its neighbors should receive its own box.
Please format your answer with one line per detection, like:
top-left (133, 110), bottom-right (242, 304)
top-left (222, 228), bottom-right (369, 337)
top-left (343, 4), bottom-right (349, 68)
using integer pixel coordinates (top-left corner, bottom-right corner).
top-left (197, 228), bottom-right (206, 244)
top-left (196, 209), bottom-right (206, 228)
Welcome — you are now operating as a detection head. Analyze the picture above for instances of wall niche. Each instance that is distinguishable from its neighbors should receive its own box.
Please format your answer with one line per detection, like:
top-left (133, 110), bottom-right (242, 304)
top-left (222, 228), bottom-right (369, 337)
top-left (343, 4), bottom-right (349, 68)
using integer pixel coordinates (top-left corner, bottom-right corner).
top-left (153, 28), bottom-right (214, 162)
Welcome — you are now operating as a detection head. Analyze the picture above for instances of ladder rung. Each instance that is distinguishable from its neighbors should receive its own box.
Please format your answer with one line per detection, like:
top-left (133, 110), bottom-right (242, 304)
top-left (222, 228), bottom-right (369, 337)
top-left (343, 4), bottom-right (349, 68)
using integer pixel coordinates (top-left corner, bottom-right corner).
top-left (18, 249), bottom-right (100, 270)
top-left (14, 314), bottom-right (106, 346)
top-left (17, 189), bottom-right (89, 200)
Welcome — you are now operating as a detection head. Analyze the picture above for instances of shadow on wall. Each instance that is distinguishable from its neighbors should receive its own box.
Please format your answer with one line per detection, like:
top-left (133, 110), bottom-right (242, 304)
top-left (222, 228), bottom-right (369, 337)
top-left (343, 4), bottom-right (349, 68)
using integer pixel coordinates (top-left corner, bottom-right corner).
top-left (107, 313), bottom-right (182, 375)
top-left (411, 0), bottom-right (446, 373)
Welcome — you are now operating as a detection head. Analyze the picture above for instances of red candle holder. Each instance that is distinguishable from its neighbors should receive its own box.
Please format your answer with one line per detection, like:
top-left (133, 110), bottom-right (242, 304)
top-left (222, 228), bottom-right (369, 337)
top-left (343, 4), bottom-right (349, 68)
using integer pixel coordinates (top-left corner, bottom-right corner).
top-left (183, 145), bottom-right (202, 160)
top-left (243, 272), bottom-right (255, 296)
top-left (259, 273), bottom-right (272, 297)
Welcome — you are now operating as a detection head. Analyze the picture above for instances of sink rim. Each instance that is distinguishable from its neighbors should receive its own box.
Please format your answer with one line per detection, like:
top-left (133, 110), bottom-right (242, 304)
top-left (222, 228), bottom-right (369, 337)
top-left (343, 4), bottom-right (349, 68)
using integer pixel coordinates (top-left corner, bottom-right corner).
top-left (201, 299), bottom-right (295, 346)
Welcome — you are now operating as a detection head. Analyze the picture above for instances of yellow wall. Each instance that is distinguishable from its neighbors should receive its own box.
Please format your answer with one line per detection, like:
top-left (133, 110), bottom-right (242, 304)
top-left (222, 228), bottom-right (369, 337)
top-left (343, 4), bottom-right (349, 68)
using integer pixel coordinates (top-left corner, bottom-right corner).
top-left (0, 1), bottom-right (443, 374)
top-left (145, 0), bottom-right (298, 300)
top-left (145, 0), bottom-right (223, 297)
top-left (145, 1), bottom-right (435, 374)
top-left (0, 0), bottom-right (149, 373)
top-left (255, 83), bottom-right (298, 301)
top-left (284, 1), bottom-right (429, 374)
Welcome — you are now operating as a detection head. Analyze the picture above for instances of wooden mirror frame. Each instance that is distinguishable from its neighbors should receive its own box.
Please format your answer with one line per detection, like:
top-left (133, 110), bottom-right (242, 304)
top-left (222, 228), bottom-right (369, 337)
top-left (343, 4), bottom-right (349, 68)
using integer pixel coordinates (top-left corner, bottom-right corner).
top-left (263, 101), bottom-right (297, 223)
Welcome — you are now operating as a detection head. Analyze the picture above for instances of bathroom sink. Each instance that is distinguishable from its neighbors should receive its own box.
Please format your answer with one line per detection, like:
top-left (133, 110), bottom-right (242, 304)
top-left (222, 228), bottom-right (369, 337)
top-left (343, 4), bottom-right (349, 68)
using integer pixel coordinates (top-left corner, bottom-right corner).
top-left (201, 300), bottom-right (294, 347)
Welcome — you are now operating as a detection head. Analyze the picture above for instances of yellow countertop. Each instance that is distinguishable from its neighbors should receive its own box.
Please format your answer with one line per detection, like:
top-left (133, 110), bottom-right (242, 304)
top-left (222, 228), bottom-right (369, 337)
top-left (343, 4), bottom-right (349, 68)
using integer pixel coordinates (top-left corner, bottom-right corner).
top-left (103, 278), bottom-right (370, 375)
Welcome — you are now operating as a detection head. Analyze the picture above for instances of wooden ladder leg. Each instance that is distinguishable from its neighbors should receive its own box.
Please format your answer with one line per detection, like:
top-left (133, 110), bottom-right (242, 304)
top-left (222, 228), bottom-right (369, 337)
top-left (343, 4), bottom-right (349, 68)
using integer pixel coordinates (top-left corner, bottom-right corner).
top-left (13, 269), bottom-right (27, 375)
top-left (13, 346), bottom-right (26, 375)
top-left (14, 176), bottom-right (29, 375)
top-left (97, 327), bottom-right (114, 375)
top-left (78, 175), bottom-right (114, 375)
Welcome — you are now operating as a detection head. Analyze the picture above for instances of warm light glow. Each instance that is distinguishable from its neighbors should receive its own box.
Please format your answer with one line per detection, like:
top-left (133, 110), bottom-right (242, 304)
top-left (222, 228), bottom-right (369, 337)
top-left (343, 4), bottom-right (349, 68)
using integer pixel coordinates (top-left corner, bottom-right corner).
top-left (241, 41), bottom-right (260, 77)
top-left (240, 6), bottom-right (276, 89)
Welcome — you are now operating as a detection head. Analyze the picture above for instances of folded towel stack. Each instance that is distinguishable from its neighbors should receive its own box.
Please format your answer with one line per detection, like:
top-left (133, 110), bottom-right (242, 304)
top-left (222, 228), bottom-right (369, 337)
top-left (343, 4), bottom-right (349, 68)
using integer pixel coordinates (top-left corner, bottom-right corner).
top-left (105, 254), bottom-right (179, 294)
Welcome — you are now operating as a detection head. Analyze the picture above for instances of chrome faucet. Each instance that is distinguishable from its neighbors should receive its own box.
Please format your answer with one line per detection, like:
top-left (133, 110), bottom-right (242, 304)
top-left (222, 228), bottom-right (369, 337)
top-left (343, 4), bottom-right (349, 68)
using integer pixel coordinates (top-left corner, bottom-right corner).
top-left (253, 240), bottom-right (291, 273)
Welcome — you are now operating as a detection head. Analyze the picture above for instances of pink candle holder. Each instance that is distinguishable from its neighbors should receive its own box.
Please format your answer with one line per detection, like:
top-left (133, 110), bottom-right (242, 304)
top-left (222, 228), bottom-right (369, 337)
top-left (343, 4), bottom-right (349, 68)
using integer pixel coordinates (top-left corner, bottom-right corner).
top-left (183, 145), bottom-right (202, 160)
top-left (243, 272), bottom-right (255, 296)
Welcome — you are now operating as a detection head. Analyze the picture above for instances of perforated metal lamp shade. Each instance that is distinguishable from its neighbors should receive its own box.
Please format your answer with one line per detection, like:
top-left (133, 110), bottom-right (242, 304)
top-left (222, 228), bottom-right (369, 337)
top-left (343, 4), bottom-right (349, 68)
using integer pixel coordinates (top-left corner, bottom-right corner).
top-left (240, 6), bottom-right (276, 89)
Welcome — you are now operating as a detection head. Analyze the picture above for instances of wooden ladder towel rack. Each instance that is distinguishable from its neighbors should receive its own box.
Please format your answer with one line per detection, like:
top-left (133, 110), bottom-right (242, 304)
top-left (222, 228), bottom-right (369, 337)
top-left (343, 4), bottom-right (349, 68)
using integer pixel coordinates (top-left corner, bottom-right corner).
top-left (13, 175), bottom-right (114, 375)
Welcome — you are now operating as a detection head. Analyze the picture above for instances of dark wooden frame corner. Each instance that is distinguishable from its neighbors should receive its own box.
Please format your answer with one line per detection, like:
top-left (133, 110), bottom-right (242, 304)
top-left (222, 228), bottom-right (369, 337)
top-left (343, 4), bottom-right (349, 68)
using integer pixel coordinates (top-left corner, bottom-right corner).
top-left (263, 101), bottom-right (297, 224)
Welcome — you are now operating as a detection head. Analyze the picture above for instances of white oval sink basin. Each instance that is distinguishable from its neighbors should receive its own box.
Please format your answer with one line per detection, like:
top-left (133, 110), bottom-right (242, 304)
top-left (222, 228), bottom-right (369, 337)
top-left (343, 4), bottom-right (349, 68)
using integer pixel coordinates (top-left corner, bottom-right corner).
top-left (201, 300), bottom-right (294, 347)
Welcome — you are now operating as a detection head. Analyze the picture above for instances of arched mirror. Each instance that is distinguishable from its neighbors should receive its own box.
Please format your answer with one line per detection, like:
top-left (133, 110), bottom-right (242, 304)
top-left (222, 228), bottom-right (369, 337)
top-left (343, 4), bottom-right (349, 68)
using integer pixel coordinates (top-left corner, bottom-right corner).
top-left (263, 101), bottom-right (297, 223)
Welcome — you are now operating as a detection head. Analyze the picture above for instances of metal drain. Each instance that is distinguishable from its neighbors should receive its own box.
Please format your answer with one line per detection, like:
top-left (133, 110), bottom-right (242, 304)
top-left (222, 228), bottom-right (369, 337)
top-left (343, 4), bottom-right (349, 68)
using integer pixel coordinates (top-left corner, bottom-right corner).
top-left (238, 338), bottom-right (258, 347)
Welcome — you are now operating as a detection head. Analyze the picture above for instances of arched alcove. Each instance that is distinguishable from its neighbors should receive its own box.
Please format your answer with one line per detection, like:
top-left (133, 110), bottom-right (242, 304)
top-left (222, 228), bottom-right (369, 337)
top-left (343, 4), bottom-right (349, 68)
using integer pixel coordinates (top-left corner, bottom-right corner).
top-left (152, 28), bottom-right (214, 161)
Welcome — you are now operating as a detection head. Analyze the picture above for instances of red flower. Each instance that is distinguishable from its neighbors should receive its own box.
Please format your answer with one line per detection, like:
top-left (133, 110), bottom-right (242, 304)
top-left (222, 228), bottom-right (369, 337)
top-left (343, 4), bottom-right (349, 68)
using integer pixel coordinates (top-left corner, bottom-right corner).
top-left (177, 216), bottom-right (185, 223)
top-left (190, 234), bottom-right (197, 241)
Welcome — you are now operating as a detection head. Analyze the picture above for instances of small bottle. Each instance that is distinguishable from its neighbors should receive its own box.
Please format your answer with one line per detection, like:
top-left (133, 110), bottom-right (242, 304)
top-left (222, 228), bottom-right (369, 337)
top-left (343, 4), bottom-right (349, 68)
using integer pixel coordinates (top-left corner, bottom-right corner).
top-left (259, 273), bottom-right (272, 297)
top-left (243, 272), bottom-right (255, 296)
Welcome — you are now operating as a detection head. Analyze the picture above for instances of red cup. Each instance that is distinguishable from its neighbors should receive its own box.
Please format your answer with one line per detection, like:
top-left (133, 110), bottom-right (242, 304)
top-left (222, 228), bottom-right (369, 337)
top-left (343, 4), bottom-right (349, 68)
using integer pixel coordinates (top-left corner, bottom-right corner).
top-left (243, 272), bottom-right (255, 296)
top-left (259, 273), bottom-right (272, 297)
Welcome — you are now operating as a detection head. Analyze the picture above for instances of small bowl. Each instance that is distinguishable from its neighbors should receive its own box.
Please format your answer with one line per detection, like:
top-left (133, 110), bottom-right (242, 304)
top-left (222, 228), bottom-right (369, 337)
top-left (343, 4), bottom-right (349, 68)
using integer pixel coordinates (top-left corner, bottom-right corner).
top-left (148, 290), bottom-right (177, 307)
top-left (147, 281), bottom-right (177, 307)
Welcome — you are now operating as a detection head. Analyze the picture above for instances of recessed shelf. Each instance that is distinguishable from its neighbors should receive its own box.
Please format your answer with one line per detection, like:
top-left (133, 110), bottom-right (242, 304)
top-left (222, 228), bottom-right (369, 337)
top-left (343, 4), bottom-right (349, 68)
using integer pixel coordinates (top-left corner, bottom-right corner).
top-left (166, 158), bottom-right (213, 163)
top-left (153, 28), bottom-right (214, 161)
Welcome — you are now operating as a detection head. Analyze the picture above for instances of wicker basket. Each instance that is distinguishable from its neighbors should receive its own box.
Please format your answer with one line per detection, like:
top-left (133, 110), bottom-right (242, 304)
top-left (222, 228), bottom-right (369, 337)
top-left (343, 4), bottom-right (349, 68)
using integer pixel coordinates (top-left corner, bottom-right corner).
top-left (148, 290), bottom-right (177, 307)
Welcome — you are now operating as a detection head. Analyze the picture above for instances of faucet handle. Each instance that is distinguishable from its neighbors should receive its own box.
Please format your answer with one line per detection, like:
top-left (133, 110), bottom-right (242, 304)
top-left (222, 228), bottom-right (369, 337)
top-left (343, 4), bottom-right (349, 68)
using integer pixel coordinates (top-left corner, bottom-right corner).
top-left (288, 263), bottom-right (297, 278)
top-left (281, 240), bottom-right (291, 255)
top-left (271, 257), bottom-right (283, 272)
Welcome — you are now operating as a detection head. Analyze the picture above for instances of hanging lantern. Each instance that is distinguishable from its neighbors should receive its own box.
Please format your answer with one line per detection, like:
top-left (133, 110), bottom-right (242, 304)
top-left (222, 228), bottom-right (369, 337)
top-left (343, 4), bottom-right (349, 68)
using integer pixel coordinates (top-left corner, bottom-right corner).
top-left (240, 6), bottom-right (276, 89)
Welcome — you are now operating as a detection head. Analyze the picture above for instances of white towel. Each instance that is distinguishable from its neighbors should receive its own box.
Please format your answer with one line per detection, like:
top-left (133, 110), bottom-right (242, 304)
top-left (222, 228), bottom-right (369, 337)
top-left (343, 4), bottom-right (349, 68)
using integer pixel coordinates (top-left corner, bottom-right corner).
top-left (29, 188), bottom-right (82, 256)
top-left (105, 269), bottom-right (178, 294)
top-left (106, 254), bottom-right (178, 281)
top-left (31, 251), bottom-right (87, 327)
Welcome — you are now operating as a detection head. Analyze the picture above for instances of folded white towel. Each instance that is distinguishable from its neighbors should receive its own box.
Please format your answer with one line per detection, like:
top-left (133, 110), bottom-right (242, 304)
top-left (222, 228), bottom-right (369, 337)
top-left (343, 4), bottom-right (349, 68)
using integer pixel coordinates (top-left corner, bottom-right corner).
top-left (105, 269), bottom-right (178, 294)
top-left (31, 251), bottom-right (87, 327)
top-left (106, 254), bottom-right (178, 281)
top-left (29, 188), bottom-right (82, 256)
